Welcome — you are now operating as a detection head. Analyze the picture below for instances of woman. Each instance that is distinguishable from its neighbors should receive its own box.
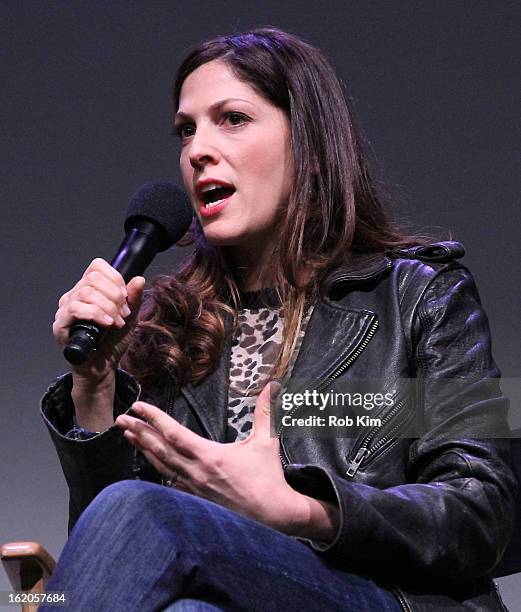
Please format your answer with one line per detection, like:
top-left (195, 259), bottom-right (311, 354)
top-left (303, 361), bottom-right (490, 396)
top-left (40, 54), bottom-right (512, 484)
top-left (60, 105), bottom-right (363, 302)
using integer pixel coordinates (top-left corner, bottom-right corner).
top-left (41, 27), bottom-right (516, 611)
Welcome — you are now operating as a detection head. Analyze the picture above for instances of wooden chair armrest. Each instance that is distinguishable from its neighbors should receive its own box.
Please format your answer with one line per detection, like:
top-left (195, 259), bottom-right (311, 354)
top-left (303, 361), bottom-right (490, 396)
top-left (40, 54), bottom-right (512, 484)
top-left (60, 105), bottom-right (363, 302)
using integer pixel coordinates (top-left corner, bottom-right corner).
top-left (1, 541), bottom-right (56, 611)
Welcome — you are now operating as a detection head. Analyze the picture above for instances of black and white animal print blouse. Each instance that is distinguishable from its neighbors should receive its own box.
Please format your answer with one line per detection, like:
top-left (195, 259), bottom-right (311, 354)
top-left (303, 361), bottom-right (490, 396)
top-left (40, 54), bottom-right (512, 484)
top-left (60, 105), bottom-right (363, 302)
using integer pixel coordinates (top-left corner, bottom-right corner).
top-left (226, 289), bottom-right (313, 442)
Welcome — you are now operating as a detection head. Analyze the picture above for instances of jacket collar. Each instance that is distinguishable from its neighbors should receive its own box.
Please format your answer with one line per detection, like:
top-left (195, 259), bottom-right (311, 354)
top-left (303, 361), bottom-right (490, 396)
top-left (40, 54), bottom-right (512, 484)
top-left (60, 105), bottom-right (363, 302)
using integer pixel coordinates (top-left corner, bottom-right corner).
top-left (321, 250), bottom-right (393, 293)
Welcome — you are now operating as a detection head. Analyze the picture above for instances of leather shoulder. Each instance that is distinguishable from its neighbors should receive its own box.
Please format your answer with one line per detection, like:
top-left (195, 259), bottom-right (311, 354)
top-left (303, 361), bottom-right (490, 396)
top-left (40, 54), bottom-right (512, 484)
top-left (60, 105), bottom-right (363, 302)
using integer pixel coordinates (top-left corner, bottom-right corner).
top-left (388, 241), bottom-right (466, 305)
top-left (386, 242), bottom-right (469, 362)
top-left (389, 241), bottom-right (465, 263)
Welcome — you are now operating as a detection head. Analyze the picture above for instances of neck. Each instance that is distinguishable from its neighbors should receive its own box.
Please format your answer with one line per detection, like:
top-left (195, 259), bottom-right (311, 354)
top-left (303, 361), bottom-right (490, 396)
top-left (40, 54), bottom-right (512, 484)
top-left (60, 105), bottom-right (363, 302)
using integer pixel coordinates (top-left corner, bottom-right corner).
top-left (225, 241), bottom-right (276, 291)
top-left (223, 241), bottom-right (314, 292)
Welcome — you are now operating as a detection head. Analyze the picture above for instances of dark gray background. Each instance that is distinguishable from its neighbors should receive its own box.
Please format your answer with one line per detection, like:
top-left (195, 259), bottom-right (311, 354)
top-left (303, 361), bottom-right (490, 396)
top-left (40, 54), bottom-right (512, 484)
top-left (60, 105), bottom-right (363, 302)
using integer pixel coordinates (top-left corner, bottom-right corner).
top-left (2, 0), bottom-right (520, 606)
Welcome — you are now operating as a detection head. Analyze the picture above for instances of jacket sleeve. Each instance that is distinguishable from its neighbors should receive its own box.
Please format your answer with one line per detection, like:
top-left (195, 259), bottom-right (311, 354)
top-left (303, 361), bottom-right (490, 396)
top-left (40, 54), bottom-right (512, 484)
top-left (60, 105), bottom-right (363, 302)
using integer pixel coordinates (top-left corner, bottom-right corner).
top-left (40, 369), bottom-right (141, 531)
top-left (284, 266), bottom-right (518, 587)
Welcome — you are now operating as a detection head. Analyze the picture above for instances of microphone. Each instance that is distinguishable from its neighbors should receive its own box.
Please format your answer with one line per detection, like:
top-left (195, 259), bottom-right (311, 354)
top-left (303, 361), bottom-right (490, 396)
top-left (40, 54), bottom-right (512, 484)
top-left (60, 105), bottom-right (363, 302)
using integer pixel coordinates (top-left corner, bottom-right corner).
top-left (63, 181), bottom-right (193, 366)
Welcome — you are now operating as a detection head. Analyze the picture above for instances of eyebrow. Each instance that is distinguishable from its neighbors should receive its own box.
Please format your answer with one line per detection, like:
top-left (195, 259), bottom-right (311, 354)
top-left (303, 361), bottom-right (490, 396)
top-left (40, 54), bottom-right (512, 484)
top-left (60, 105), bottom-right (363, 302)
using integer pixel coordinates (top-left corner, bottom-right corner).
top-left (174, 98), bottom-right (255, 123)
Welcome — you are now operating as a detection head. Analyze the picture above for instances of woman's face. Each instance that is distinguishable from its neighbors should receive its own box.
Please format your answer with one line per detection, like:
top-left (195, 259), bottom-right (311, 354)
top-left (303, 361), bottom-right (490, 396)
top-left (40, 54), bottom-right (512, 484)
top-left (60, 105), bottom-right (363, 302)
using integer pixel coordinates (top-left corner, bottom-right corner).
top-left (176, 60), bottom-right (294, 250)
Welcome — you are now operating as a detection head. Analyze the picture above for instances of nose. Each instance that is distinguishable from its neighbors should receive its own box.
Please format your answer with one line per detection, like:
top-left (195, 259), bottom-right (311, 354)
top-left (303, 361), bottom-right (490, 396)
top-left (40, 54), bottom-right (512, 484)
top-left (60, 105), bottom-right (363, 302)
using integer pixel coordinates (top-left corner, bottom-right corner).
top-left (188, 125), bottom-right (220, 170)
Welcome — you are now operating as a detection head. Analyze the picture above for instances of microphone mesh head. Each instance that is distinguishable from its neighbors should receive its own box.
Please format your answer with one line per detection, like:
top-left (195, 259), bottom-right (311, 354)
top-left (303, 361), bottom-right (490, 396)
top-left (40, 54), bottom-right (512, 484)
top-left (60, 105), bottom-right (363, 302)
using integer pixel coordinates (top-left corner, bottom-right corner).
top-left (125, 181), bottom-right (193, 251)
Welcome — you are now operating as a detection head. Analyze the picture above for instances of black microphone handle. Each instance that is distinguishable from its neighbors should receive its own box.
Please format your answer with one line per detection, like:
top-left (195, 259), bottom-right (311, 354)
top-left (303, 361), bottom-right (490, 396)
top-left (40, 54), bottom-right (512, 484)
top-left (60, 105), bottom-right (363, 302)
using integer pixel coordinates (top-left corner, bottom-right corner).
top-left (63, 221), bottom-right (163, 366)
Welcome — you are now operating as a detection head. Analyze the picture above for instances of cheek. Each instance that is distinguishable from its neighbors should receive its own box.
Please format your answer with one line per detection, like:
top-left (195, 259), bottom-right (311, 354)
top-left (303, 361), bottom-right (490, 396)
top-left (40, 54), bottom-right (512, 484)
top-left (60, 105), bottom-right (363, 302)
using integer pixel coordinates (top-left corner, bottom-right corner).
top-left (179, 152), bottom-right (191, 183)
top-left (240, 138), bottom-right (290, 190)
top-left (179, 154), bottom-right (197, 204)
top-left (258, 149), bottom-right (293, 207)
top-left (178, 156), bottom-right (200, 219)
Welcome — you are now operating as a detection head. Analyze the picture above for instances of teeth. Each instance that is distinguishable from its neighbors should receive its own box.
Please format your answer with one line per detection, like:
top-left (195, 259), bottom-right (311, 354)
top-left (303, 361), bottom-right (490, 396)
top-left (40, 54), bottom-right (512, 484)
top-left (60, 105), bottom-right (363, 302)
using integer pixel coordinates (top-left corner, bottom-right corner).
top-left (201, 182), bottom-right (228, 193)
top-left (205, 198), bottom-right (227, 208)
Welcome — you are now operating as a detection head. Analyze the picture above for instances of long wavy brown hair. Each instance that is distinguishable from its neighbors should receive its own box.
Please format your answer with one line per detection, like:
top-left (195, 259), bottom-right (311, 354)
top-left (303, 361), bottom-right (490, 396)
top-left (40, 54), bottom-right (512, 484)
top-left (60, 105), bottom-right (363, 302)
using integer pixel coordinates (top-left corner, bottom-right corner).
top-left (123, 27), bottom-right (422, 394)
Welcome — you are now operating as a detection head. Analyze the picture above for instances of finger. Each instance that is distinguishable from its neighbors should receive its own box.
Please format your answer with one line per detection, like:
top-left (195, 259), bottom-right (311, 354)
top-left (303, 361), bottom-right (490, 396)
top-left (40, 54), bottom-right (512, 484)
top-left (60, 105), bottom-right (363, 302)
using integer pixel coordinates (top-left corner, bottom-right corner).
top-left (55, 268), bottom-right (136, 327)
top-left (56, 299), bottom-right (123, 331)
top-left (57, 262), bottom-right (128, 317)
top-left (71, 284), bottom-right (128, 325)
top-left (53, 296), bottom-right (124, 345)
top-left (53, 302), bottom-right (121, 346)
top-left (116, 412), bottom-right (192, 464)
top-left (251, 382), bottom-right (280, 440)
top-left (84, 258), bottom-right (128, 292)
top-left (116, 414), bottom-right (186, 465)
top-left (125, 276), bottom-right (145, 319)
top-left (140, 446), bottom-right (191, 493)
top-left (123, 430), bottom-right (184, 482)
top-left (68, 273), bottom-right (143, 326)
top-left (58, 288), bottom-right (73, 309)
top-left (121, 424), bottom-right (190, 490)
top-left (115, 413), bottom-right (162, 437)
top-left (79, 270), bottom-right (130, 308)
top-left (131, 401), bottom-right (205, 459)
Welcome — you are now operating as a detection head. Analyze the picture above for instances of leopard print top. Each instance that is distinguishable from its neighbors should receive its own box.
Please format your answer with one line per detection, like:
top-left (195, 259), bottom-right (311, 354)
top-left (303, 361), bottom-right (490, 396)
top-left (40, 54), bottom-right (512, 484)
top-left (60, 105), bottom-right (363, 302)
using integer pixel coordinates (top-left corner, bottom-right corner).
top-left (226, 289), bottom-right (313, 442)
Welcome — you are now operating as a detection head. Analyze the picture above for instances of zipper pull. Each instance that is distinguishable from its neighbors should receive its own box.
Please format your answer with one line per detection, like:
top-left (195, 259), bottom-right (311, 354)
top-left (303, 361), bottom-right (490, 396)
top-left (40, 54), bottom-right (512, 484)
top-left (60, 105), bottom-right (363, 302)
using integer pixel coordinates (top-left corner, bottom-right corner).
top-left (346, 446), bottom-right (369, 478)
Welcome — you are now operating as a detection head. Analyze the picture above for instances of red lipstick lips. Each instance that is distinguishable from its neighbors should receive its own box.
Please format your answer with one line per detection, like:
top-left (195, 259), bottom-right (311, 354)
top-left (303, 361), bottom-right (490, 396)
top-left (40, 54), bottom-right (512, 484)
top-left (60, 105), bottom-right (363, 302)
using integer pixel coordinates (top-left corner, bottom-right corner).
top-left (196, 178), bottom-right (236, 218)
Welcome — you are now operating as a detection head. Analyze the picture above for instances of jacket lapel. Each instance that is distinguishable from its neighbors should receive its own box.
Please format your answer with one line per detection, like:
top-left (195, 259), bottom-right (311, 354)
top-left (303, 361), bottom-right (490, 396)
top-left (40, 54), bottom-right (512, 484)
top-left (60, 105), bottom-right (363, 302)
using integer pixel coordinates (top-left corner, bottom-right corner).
top-left (288, 301), bottom-right (377, 385)
top-left (288, 250), bottom-right (390, 384)
top-left (180, 320), bottom-right (233, 442)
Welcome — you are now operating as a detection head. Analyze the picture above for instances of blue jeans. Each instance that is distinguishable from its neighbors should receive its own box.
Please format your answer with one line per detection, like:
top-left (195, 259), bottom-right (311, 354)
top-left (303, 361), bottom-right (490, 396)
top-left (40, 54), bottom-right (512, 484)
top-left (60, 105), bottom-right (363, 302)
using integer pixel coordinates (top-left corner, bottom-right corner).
top-left (41, 480), bottom-right (401, 611)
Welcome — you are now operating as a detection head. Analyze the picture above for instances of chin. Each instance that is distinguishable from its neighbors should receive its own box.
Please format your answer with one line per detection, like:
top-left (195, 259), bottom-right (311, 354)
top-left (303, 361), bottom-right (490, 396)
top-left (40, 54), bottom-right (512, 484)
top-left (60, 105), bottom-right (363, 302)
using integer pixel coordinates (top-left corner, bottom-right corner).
top-left (205, 238), bottom-right (246, 249)
top-left (200, 226), bottom-right (247, 247)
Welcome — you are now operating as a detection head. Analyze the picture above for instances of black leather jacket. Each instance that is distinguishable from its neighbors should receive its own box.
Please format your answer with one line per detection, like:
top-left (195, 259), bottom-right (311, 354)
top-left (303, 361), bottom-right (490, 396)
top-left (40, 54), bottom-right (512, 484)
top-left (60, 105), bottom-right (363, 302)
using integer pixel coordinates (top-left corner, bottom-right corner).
top-left (41, 242), bottom-right (517, 611)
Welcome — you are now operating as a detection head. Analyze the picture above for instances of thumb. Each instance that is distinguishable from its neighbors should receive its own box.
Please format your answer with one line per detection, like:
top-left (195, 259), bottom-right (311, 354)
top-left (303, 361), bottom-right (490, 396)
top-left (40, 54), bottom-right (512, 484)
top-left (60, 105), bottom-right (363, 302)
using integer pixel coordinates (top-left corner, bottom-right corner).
top-left (252, 381), bottom-right (281, 439)
top-left (118, 276), bottom-right (145, 332)
top-left (126, 276), bottom-right (145, 314)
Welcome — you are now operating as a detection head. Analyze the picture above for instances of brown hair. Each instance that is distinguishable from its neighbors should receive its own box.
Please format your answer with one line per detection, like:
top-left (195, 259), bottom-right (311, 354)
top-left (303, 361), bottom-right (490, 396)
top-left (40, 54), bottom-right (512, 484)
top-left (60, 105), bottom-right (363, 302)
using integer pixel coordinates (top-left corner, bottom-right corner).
top-left (123, 26), bottom-right (420, 393)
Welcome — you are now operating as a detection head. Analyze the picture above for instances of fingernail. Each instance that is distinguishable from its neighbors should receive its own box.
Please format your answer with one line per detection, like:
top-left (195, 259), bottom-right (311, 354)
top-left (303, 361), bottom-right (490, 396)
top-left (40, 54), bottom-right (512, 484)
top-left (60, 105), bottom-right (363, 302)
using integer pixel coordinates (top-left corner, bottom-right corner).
top-left (121, 286), bottom-right (128, 298)
top-left (132, 403), bottom-right (143, 414)
top-left (103, 315), bottom-right (114, 324)
top-left (122, 304), bottom-right (131, 317)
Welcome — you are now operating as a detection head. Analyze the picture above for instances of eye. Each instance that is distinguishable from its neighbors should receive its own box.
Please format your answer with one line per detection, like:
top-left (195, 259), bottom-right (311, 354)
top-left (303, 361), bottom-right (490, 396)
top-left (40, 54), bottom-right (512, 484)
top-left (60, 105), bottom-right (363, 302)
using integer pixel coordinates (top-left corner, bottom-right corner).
top-left (173, 122), bottom-right (195, 139)
top-left (223, 111), bottom-right (249, 126)
top-left (172, 112), bottom-right (250, 140)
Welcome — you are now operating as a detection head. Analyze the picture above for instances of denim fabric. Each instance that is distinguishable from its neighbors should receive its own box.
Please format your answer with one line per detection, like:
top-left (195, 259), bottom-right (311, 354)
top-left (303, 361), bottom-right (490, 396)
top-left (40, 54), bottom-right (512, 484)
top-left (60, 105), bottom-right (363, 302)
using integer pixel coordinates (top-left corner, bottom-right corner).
top-left (163, 601), bottom-right (225, 611)
top-left (40, 481), bottom-right (401, 612)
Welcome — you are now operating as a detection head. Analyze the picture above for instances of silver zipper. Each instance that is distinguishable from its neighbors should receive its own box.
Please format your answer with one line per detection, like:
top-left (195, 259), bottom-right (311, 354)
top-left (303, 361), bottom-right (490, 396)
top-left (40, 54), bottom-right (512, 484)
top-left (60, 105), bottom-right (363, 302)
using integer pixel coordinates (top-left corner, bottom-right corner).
top-left (391, 587), bottom-right (412, 612)
top-left (316, 318), bottom-right (380, 390)
top-left (346, 446), bottom-right (369, 477)
top-left (346, 399), bottom-right (409, 478)
top-left (166, 383), bottom-right (175, 417)
top-left (279, 318), bottom-right (379, 467)
top-left (279, 449), bottom-right (289, 467)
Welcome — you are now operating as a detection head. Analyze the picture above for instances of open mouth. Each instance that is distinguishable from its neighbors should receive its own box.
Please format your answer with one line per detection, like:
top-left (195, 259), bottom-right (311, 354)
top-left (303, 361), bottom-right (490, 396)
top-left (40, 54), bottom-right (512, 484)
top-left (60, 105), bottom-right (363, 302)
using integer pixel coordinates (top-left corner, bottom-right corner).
top-left (201, 185), bottom-right (236, 208)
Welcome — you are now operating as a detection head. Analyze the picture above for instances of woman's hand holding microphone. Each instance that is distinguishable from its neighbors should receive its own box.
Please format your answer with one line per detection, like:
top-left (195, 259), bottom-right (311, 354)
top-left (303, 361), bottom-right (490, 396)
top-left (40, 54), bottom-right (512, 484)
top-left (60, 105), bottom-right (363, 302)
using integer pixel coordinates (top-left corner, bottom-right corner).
top-left (52, 257), bottom-right (145, 432)
top-left (50, 181), bottom-right (192, 434)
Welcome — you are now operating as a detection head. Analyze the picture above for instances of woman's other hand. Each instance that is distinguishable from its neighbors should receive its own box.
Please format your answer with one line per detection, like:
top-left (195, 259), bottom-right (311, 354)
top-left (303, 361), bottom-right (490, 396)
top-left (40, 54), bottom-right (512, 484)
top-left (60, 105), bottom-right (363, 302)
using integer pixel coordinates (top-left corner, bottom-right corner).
top-left (115, 382), bottom-right (340, 541)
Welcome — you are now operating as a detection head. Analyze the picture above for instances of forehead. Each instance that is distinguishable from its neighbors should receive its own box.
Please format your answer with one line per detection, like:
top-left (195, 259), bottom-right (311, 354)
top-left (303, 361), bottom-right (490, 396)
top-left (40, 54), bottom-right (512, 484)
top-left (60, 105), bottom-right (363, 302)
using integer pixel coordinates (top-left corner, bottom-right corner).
top-left (178, 60), bottom-right (265, 111)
